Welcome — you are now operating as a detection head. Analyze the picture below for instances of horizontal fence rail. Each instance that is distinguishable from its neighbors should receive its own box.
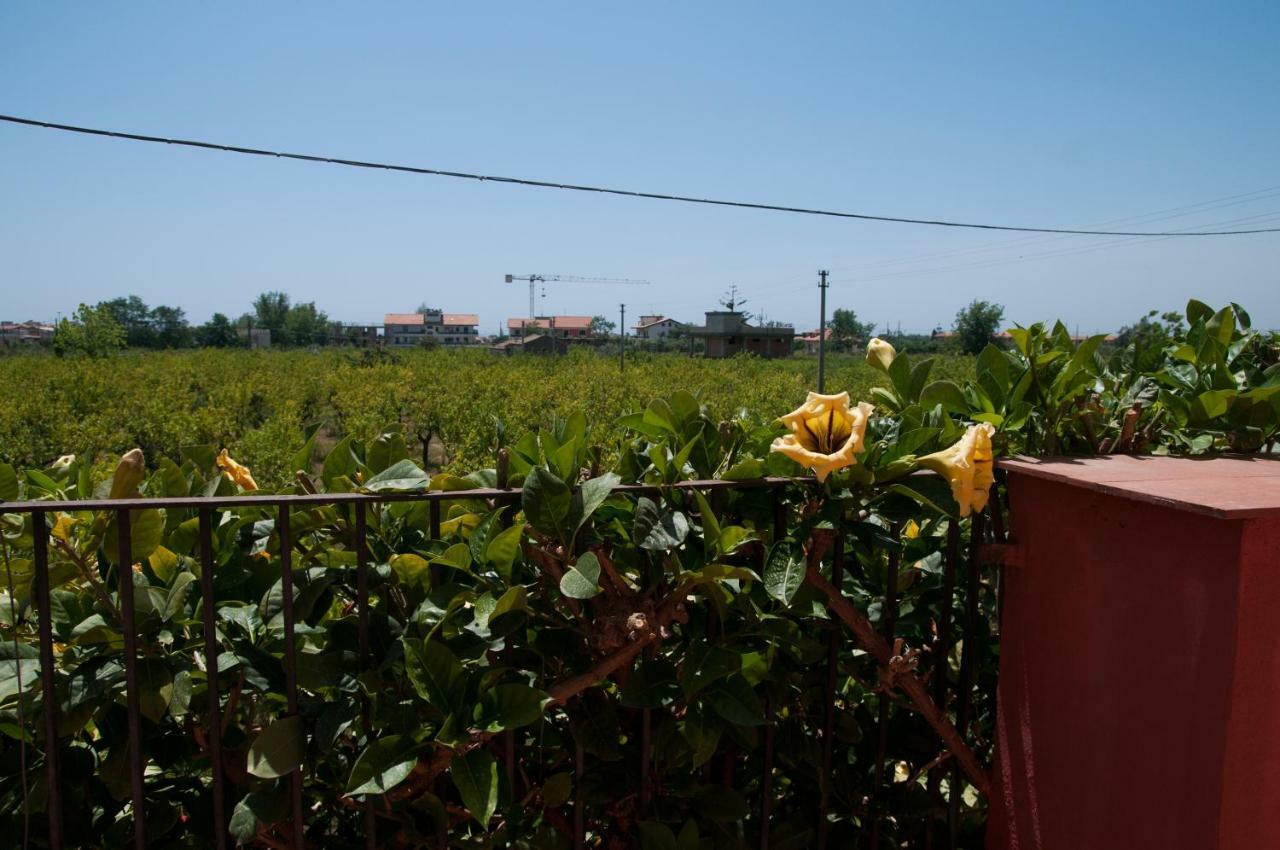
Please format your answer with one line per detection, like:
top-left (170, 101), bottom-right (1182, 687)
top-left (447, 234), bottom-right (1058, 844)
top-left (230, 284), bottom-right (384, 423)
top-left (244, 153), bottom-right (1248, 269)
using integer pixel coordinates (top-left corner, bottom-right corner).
top-left (0, 475), bottom-right (1006, 849)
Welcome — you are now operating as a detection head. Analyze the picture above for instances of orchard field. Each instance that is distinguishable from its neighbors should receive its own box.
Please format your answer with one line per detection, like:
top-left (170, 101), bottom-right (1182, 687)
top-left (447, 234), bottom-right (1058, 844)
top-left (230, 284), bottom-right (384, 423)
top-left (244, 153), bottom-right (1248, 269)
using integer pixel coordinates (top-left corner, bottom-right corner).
top-left (0, 347), bottom-right (971, 486)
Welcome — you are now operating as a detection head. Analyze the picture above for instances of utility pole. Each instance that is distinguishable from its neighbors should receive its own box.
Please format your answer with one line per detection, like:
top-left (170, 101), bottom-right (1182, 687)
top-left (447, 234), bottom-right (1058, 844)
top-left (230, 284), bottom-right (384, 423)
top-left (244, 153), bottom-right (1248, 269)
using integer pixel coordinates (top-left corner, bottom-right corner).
top-left (619, 304), bottom-right (626, 372)
top-left (817, 270), bottom-right (830, 392)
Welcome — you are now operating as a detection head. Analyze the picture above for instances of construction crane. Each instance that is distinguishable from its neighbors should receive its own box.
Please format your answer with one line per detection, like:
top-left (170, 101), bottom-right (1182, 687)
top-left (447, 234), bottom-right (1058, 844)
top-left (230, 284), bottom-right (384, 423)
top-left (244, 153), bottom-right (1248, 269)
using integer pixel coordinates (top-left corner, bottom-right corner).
top-left (504, 274), bottom-right (650, 319)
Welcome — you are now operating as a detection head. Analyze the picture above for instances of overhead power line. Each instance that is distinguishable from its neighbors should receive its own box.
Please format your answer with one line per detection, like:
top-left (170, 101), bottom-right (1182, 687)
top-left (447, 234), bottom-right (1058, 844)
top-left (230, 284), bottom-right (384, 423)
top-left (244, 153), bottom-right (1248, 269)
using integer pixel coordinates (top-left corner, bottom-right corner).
top-left (3, 112), bottom-right (1280, 237)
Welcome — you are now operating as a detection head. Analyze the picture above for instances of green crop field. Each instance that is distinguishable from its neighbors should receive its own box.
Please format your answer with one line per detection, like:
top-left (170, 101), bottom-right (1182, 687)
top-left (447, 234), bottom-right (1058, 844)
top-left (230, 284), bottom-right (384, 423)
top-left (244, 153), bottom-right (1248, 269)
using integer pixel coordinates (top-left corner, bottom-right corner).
top-left (0, 347), bottom-right (974, 487)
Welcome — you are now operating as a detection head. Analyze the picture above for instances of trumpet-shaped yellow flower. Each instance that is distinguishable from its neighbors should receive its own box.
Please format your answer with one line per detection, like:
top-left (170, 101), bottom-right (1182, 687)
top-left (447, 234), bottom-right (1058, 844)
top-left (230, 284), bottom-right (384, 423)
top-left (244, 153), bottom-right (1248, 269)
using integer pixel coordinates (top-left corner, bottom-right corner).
top-left (866, 337), bottom-right (897, 372)
top-left (108, 448), bottom-right (146, 499)
top-left (216, 449), bottom-right (258, 491)
top-left (770, 392), bottom-right (874, 483)
top-left (917, 424), bottom-right (996, 517)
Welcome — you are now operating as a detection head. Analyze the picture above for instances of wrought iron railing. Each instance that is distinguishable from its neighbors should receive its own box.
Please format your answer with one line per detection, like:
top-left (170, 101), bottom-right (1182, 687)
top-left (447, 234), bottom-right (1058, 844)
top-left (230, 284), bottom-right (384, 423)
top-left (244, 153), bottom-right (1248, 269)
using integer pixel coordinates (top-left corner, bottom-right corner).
top-left (0, 475), bottom-right (1005, 849)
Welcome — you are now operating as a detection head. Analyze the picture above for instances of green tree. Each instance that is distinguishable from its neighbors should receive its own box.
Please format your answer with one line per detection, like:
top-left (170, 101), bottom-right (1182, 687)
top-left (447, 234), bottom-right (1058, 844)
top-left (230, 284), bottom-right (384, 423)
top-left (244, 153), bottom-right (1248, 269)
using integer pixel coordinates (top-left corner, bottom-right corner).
top-left (282, 301), bottom-right (331, 346)
top-left (98, 295), bottom-right (156, 347)
top-left (253, 291), bottom-right (292, 338)
top-left (150, 304), bottom-right (191, 348)
top-left (53, 303), bottom-right (126, 357)
top-left (827, 308), bottom-right (876, 351)
top-left (195, 313), bottom-right (240, 347)
top-left (590, 315), bottom-right (616, 336)
top-left (953, 299), bottom-right (1005, 355)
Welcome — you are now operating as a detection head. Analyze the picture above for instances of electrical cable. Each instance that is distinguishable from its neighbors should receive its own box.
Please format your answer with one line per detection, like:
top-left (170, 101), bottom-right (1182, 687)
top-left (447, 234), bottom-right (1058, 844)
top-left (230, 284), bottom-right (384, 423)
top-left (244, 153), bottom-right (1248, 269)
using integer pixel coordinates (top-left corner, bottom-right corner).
top-left (3, 113), bottom-right (1280, 237)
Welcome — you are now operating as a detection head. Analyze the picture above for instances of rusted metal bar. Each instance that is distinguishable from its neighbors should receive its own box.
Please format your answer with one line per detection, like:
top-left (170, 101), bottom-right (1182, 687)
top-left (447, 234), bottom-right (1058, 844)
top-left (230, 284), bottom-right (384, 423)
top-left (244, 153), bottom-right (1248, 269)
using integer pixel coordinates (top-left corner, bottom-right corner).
top-left (428, 498), bottom-right (441, 539)
top-left (760, 694), bottom-right (775, 850)
top-left (31, 510), bottom-right (63, 850)
top-left (574, 740), bottom-right (586, 849)
top-left (640, 706), bottom-right (652, 812)
top-left (0, 476), bottom-right (807, 515)
top-left (354, 502), bottom-right (376, 850)
top-left (198, 508), bottom-right (229, 849)
top-left (817, 536), bottom-right (844, 850)
top-left (116, 509), bottom-right (148, 850)
top-left (949, 510), bottom-right (987, 846)
top-left (278, 506), bottom-right (305, 850)
top-left (870, 527), bottom-right (902, 850)
top-left (934, 519), bottom-right (961, 849)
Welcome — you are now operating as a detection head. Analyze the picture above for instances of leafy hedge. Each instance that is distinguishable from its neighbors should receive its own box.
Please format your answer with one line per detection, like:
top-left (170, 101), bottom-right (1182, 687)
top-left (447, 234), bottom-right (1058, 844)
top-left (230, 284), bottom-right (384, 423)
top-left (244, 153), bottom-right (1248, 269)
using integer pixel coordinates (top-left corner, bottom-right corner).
top-left (0, 301), bottom-right (1276, 849)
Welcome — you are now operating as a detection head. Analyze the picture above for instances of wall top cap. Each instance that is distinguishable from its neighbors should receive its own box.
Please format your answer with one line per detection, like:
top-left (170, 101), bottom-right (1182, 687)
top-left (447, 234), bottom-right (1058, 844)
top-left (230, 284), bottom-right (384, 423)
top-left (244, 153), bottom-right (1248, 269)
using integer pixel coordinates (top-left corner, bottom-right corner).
top-left (998, 454), bottom-right (1280, 519)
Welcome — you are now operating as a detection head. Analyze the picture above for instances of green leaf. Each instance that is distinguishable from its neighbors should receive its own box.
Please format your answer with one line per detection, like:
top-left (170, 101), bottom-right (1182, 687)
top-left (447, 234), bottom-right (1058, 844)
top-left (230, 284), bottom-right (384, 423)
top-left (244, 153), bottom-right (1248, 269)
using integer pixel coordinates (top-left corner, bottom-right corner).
top-left (346, 735), bottom-right (418, 796)
top-left (638, 821), bottom-right (678, 850)
top-left (541, 771), bottom-right (573, 807)
top-left (104, 508), bottom-right (166, 562)
top-left (522, 467), bottom-right (572, 538)
top-left (247, 715), bottom-right (304, 779)
top-left (476, 683), bottom-right (550, 731)
top-left (706, 674), bottom-right (765, 726)
top-left (484, 523), bottom-right (524, 581)
top-left (403, 638), bottom-right (467, 713)
top-left (452, 747), bottom-right (500, 825)
top-left (0, 463), bottom-right (18, 502)
top-left (390, 553), bottom-right (432, 589)
top-left (695, 786), bottom-right (750, 822)
top-left (429, 543), bottom-right (473, 573)
top-left (363, 459), bottom-right (430, 492)
top-left (229, 789), bottom-right (287, 843)
top-left (560, 552), bottom-right (602, 599)
top-left (571, 472), bottom-right (621, 536)
top-left (721, 458), bottom-right (766, 480)
top-left (763, 541), bottom-right (805, 605)
top-left (919, 380), bottom-right (969, 414)
top-left (633, 498), bottom-right (690, 551)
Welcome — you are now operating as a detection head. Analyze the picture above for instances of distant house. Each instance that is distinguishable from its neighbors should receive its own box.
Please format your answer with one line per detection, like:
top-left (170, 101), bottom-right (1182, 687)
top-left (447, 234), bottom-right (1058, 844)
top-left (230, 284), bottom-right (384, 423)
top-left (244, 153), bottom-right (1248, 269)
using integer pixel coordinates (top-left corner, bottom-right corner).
top-left (0, 320), bottom-right (54, 346)
top-left (797, 328), bottom-right (832, 355)
top-left (506, 316), bottom-right (595, 341)
top-left (633, 315), bottom-right (685, 340)
top-left (688, 310), bottom-right (794, 359)
top-left (385, 313), bottom-right (428, 347)
top-left (488, 333), bottom-right (566, 356)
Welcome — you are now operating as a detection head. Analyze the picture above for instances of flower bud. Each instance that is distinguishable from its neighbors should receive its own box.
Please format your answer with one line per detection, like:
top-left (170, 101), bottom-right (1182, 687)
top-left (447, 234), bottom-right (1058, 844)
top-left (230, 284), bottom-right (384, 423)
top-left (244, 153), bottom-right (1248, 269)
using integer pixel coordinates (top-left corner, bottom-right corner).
top-left (108, 448), bottom-right (145, 499)
top-left (866, 338), bottom-right (896, 373)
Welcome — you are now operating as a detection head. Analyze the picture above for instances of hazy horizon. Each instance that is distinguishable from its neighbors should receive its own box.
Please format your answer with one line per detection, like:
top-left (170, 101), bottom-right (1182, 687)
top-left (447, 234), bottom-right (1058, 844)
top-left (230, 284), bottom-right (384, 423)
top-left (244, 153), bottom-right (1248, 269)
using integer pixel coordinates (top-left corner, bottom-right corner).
top-left (3, 3), bottom-right (1278, 334)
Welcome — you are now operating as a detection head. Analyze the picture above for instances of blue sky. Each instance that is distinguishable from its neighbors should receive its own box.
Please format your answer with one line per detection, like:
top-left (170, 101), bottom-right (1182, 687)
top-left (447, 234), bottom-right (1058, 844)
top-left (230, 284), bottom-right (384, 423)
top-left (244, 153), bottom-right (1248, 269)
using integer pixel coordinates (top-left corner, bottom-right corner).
top-left (3, 2), bottom-right (1278, 333)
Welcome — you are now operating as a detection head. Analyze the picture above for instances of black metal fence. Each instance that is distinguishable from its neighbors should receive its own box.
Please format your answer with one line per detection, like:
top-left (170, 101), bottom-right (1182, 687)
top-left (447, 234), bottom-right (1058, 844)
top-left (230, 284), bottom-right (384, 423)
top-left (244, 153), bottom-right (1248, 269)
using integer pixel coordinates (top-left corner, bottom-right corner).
top-left (0, 476), bottom-right (1004, 849)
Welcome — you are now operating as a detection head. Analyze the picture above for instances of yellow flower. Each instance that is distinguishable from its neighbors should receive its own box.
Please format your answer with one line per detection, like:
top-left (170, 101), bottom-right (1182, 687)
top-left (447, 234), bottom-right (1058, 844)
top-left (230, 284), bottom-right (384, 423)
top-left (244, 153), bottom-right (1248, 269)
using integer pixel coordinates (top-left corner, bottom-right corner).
top-left (917, 424), bottom-right (997, 517)
top-left (108, 448), bottom-right (146, 499)
top-left (866, 338), bottom-right (896, 372)
top-left (770, 392), bottom-right (874, 483)
top-left (903, 519), bottom-right (920, 539)
top-left (216, 449), bottom-right (258, 491)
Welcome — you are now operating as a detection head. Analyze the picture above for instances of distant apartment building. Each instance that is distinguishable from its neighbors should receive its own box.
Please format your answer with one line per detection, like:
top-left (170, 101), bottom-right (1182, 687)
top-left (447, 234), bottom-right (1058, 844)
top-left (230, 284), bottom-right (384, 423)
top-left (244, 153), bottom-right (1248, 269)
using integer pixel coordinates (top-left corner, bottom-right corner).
top-left (384, 310), bottom-right (481, 347)
top-left (632, 315), bottom-right (685, 340)
top-left (0, 320), bottom-right (54, 346)
top-left (506, 316), bottom-right (595, 341)
top-left (688, 310), bottom-right (794, 359)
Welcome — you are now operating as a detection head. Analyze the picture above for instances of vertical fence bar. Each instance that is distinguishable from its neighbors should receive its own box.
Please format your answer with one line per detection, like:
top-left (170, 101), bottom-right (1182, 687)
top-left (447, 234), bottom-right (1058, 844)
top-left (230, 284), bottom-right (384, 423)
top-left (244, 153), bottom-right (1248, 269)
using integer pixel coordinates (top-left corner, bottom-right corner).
top-left (31, 510), bottom-right (63, 850)
top-left (760, 695), bottom-right (775, 850)
top-left (817, 535), bottom-right (843, 849)
top-left (116, 509), bottom-right (148, 850)
top-left (198, 508), bottom-right (229, 849)
top-left (948, 511), bottom-right (986, 848)
top-left (354, 502), bottom-right (376, 850)
top-left (869, 527), bottom-right (901, 850)
top-left (933, 519), bottom-right (961, 849)
top-left (278, 506), bottom-right (305, 850)
top-left (574, 740), bottom-right (586, 849)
